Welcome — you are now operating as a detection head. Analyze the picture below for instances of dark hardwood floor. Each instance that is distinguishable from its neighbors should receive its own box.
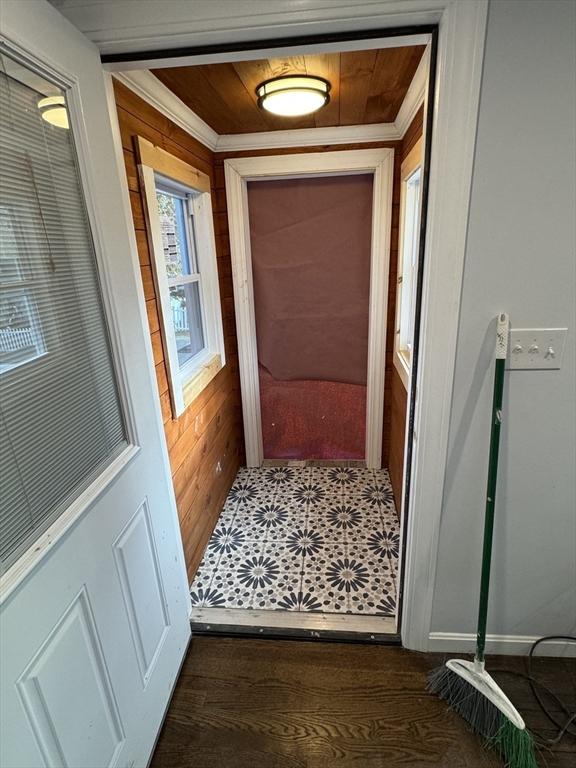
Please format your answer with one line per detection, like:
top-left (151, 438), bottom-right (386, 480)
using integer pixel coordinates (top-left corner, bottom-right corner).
top-left (151, 636), bottom-right (575, 768)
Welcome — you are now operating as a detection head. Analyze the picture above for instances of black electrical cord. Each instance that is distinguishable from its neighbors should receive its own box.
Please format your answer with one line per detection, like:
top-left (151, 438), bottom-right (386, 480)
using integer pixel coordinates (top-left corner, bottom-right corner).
top-left (527, 635), bottom-right (576, 744)
top-left (492, 635), bottom-right (576, 749)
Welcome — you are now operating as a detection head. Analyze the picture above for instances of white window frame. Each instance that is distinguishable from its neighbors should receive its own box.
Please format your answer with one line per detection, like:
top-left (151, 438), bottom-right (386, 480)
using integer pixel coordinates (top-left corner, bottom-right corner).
top-left (137, 138), bottom-right (225, 417)
top-left (394, 137), bottom-right (423, 390)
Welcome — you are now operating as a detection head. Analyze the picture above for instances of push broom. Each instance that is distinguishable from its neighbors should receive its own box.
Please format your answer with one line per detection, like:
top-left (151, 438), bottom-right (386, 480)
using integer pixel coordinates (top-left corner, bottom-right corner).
top-left (428, 313), bottom-right (538, 768)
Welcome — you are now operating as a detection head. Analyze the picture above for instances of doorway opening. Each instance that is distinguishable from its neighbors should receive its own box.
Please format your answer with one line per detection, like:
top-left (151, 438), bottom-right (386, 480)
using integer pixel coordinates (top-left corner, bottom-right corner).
top-left (250, 173), bottom-right (373, 463)
top-left (111, 30), bottom-right (433, 639)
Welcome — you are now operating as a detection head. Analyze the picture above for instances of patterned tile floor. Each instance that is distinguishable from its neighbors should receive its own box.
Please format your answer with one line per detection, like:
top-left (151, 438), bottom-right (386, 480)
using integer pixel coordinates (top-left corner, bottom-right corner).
top-left (190, 466), bottom-right (400, 617)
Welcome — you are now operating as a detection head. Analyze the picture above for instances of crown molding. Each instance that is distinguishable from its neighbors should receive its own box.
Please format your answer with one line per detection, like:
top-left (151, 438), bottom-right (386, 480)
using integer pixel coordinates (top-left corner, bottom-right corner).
top-left (113, 56), bottom-right (427, 154)
top-left (113, 70), bottom-right (219, 150)
top-left (216, 122), bottom-right (401, 152)
top-left (394, 45), bottom-right (429, 136)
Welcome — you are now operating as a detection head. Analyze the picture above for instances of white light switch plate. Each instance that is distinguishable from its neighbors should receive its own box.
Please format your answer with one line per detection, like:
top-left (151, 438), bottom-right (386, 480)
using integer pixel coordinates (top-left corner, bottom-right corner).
top-left (507, 328), bottom-right (568, 369)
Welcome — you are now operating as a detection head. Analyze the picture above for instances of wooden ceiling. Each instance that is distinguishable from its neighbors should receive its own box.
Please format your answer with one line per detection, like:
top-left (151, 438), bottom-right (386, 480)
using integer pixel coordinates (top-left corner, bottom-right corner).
top-left (152, 46), bottom-right (425, 135)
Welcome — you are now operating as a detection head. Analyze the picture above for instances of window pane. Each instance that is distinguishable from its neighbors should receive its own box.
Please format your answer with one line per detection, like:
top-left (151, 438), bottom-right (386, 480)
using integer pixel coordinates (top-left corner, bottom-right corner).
top-left (0, 206), bottom-right (24, 282)
top-left (156, 189), bottom-right (195, 277)
top-left (169, 281), bottom-right (204, 368)
top-left (0, 53), bottom-right (126, 572)
top-left (0, 289), bottom-right (45, 372)
top-left (399, 166), bottom-right (422, 356)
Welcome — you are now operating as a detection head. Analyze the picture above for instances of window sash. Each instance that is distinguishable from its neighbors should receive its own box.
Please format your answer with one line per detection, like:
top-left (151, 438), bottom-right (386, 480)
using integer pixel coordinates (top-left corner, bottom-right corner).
top-left (394, 138), bottom-right (423, 389)
top-left (399, 168), bottom-right (422, 354)
top-left (166, 273), bottom-right (200, 287)
top-left (169, 279), bottom-right (206, 370)
top-left (155, 180), bottom-right (199, 279)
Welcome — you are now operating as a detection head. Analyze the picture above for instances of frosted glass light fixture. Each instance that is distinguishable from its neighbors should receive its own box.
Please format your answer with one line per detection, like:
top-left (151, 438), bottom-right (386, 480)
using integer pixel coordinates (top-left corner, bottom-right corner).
top-left (38, 95), bottom-right (69, 129)
top-left (256, 75), bottom-right (331, 117)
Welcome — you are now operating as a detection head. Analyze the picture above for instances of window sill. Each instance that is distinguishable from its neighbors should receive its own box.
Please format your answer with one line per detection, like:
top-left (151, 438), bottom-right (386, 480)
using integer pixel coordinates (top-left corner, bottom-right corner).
top-left (393, 348), bottom-right (410, 391)
top-left (181, 352), bottom-right (223, 412)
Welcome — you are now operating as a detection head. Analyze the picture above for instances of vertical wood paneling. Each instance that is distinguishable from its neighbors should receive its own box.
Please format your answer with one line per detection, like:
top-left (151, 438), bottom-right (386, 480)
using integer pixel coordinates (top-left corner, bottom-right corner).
top-left (113, 80), bottom-right (243, 584)
top-left (388, 105), bottom-right (424, 508)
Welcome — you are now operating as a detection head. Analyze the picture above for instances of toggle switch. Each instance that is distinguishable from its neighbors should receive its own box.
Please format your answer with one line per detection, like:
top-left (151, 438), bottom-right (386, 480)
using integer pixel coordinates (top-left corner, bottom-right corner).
top-left (507, 328), bottom-right (567, 370)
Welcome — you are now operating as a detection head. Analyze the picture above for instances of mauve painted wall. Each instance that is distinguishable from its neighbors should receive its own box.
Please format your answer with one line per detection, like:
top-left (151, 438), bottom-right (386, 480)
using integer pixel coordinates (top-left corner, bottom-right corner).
top-left (248, 175), bottom-right (374, 459)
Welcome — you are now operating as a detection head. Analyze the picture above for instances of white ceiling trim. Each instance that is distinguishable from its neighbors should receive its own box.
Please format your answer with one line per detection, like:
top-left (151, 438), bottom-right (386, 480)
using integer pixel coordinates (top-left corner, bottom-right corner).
top-left (113, 70), bottom-right (219, 150)
top-left (113, 46), bottom-right (427, 154)
top-left (216, 122), bottom-right (402, 151)
top-left (395, 45), bottom-right (429, 137)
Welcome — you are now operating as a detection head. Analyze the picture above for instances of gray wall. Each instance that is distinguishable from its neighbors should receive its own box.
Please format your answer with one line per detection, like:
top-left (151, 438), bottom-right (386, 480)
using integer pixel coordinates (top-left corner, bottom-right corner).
top-left (431, 0), bottom-right (576, 639)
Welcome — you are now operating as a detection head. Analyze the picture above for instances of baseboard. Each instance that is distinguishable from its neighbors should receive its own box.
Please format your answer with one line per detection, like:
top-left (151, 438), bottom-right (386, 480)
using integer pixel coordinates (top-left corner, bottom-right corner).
top-left (428, 632), bottom-right (576, 657)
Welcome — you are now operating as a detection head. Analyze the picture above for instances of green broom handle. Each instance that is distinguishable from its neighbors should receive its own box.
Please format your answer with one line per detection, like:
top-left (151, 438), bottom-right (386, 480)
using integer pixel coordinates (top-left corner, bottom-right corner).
top-left (476, 313), bottom-right (509, 664)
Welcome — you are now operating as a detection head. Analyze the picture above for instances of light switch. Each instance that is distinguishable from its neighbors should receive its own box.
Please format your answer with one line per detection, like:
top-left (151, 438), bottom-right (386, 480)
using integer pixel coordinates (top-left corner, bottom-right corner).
top-left (507, 328), bottom-right (568, 370)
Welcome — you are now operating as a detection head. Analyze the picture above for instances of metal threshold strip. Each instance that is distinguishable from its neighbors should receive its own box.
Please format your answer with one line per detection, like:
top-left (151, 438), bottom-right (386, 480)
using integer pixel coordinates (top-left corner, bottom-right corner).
top-left (190, 607), bottom-right (401, 644)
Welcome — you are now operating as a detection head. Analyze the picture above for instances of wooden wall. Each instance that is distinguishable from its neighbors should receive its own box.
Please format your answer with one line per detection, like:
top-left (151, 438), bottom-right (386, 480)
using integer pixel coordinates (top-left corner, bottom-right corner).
top-left (388, 106), bottom-right (424, 507)
top-left (214, 139), bottom-right (403, 466)
top-left (113, 80), bottom-right (243, 584)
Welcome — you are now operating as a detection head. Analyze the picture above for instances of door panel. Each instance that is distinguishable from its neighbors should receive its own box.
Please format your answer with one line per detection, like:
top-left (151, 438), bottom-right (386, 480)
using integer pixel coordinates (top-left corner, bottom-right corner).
top-left (17, 589), bottom-right (124, 768)
top-left (0, 3), bottom-right (190, 767)
top-left (112, 500), bottom-right (171, 685)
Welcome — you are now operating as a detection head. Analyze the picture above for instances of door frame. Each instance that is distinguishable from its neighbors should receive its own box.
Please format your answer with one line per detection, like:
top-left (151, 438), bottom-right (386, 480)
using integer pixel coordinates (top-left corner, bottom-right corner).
top-left (225, 149), bottom-right (394, 469)
top-left (101, 0), bottom-right (489, 651)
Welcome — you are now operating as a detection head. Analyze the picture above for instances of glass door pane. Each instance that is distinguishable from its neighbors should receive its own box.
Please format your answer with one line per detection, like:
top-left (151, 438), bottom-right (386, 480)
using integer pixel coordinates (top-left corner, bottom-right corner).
top-left (0, 51), bottom-right (127, 572)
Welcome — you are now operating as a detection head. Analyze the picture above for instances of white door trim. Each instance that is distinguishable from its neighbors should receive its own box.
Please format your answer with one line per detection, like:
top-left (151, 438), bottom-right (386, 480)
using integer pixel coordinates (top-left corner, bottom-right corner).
top-left (101, 0), bottom-right (488, 652)
top-left (399, 0), bottom-right (489, 651)
top-left (224, 148), bottom-right (394, 469)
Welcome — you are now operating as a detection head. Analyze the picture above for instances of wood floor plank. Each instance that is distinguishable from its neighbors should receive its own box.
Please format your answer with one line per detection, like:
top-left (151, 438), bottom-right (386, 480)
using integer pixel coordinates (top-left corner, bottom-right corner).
top-left (150, 637), bottom-right (576, 768)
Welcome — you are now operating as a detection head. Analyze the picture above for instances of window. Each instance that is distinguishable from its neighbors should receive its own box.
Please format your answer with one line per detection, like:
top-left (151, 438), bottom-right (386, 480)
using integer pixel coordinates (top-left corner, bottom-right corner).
top-left (138, 138), bottom-right (225, 417)
top-left (394, 138), bottom-right (423, 389)
top-left (0, 52), bottom-right (126, 572)
top-left (156, 183), bottom-right (205, 371)
top-left (0, 207), bottom-right (46, 372)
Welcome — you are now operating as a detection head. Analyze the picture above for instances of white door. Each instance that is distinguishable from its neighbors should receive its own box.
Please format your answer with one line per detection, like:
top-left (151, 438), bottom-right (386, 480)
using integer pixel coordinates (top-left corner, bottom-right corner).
top-left (0, 3), bottom-right (191, 767)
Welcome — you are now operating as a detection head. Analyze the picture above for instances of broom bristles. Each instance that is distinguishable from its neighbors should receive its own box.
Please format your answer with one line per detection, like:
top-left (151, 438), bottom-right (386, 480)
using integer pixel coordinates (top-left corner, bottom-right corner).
top-left (491, 718), bottom-right (539, 768)
top-left (428, 665), bottom-right (539, 768)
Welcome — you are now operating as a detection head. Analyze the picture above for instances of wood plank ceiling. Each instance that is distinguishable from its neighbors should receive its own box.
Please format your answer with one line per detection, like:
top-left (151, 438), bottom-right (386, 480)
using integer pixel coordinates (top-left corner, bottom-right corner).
top-left (152, 46), bottom-right (425, 135)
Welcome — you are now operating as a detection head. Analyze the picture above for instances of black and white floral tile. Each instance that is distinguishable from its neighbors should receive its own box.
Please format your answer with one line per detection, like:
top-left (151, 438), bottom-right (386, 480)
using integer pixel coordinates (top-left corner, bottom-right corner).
top-left (190, 466), bottom-right (400, 617)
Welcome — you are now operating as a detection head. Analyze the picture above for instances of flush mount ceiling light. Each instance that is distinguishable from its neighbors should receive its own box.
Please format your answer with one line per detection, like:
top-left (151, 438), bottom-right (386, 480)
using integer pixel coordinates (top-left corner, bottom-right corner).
top-left (38, 95), bottom-right (69, 129)
top-left (256, 75), bottom-right (331, 117)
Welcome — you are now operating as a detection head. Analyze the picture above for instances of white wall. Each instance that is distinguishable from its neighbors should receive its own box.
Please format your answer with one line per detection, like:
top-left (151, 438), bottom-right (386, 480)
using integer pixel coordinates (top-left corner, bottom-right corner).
top-left (431, 0), bottom-right (576, 644)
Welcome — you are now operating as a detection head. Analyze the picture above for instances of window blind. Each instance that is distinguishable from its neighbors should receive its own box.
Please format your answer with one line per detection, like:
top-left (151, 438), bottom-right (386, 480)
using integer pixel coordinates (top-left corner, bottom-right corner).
top-left (0, 55), bottom-right (126, 573)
